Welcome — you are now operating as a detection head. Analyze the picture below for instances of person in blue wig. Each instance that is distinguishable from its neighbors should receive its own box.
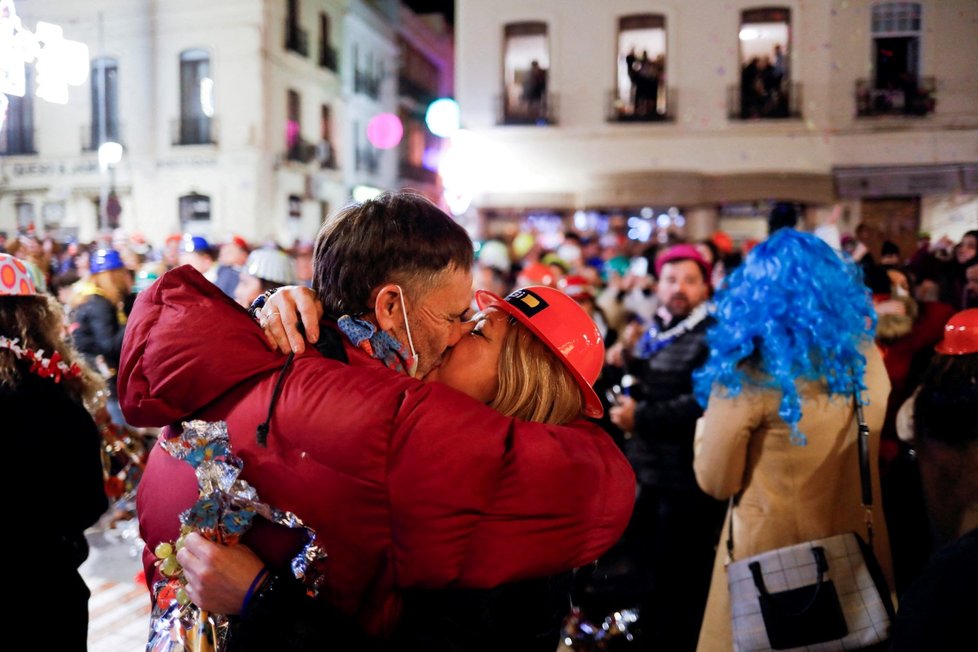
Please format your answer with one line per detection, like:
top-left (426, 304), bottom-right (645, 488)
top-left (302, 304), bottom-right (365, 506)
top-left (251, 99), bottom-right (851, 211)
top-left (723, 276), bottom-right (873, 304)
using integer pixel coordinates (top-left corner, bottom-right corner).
top-left (690, 228), bottom-right (896, 651)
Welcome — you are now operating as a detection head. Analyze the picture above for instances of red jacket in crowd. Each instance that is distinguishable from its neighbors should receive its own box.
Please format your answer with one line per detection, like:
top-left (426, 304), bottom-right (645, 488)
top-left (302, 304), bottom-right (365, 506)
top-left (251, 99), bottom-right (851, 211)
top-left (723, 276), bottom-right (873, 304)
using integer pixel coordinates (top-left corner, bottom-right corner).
top-left (121, 267), bottom-right (635, 635)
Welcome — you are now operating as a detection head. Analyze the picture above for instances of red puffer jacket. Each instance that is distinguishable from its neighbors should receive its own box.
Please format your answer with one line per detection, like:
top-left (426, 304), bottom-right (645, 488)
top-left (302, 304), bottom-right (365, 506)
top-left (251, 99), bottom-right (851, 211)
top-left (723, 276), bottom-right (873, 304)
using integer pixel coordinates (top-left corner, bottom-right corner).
top-left (122, 267), bottom-right (635, 636)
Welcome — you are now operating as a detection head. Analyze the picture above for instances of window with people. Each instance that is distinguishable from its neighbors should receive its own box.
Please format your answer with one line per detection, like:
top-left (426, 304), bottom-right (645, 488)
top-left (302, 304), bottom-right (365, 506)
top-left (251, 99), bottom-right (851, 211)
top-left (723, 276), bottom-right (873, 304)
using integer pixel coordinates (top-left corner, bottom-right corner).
top-left (734, 7), bottom-right (794, 120)
top-left (502, 22), bottom-right (552, 125)
top-left (857, 2), bottom-right (934, 117)
top-left (613, 14), bottom-right (668, 122)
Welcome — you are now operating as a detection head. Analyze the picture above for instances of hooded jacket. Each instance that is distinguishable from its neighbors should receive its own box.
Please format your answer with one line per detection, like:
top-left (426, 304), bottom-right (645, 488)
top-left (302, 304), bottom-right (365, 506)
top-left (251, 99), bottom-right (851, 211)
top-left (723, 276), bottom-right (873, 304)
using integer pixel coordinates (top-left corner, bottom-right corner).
top-left (122, 266), bottom-right (634, 636)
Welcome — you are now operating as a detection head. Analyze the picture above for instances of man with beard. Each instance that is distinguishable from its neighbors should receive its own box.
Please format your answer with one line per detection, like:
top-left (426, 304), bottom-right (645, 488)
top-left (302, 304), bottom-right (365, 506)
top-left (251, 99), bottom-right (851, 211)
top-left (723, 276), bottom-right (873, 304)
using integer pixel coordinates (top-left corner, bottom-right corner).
top-left (605, 244), bottom-right (726, 652)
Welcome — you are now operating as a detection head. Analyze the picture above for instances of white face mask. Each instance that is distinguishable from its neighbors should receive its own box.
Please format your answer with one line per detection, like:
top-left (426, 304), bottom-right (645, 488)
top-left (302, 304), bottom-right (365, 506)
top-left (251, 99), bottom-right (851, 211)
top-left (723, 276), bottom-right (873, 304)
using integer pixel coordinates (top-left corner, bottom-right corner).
top-left (395, 285), bottom-right (420, 377)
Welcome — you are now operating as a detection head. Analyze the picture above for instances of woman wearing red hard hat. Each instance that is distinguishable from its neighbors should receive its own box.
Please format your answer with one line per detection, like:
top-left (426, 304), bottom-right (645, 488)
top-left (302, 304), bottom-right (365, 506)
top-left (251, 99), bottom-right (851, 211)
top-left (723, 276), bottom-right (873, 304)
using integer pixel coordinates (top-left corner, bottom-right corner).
top-left (426, 284), bottom-right (606, 422)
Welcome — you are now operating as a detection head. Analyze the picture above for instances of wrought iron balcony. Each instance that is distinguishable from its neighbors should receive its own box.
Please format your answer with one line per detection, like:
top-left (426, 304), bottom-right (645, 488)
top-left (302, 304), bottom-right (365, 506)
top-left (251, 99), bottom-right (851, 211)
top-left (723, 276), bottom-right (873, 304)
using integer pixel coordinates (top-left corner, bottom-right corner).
top-left (855, 77), bottom-right (936, 117)
top-left (354, 69), bottom-right (381, 99)
top-left (728, 81), bottom-right (802, 120)
top-left (285, 23), bottom-right (309, 57)
top-left (171, 116), bottom-right (217, 146)
top-left (319, 44), bottom-right (338, 72)
top-left (607, 88), bottom-right (676, 123)
top-left (81, 123), bottom-right (124, 152)
top-left (356, 146), bottom-right (380, 175)
top-left (0, 127), bottom-right (37, 155)
top-left (497, 92), bottom-right (558, 126)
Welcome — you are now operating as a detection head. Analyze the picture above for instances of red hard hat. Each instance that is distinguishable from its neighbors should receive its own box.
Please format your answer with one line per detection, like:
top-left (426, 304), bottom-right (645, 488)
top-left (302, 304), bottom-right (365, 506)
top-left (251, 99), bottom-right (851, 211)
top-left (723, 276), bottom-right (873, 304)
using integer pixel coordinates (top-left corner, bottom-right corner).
top-left (476, 286), bottom-right (605, 418)
top-left (935, 309), bottom-right (978, 355)
top-left (519, 262), bottom-right (558, 287)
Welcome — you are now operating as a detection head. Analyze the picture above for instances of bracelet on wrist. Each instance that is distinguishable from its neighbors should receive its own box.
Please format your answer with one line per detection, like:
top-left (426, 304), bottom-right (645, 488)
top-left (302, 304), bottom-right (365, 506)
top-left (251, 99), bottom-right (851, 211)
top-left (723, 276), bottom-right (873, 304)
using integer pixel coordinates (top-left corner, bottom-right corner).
top-left (241, 566), bottom-right (271, 616)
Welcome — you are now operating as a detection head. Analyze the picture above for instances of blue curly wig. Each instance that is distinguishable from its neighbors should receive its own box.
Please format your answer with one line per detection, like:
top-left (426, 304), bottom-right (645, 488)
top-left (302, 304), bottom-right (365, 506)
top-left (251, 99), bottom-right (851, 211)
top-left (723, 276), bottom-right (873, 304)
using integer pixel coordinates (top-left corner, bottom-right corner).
top-left (693, 229), bottom-right (877, 445)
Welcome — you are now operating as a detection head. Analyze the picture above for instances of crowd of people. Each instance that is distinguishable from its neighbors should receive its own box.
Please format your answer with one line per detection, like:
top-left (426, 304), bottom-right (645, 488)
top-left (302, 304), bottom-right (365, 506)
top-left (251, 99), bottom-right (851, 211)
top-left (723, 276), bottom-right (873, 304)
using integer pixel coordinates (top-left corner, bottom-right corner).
top-left (1, 198), bottom-right (975, 651)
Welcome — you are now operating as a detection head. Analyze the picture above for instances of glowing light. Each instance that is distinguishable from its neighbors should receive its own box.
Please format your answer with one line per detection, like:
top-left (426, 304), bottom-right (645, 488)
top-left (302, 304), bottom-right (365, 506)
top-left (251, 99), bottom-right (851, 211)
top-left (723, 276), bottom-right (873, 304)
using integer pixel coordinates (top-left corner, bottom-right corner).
top-left (739, 27), bottom-right (760, 40)
top-left (366, 113), bottom-right (403, 150)
top-left (0, 4), bottom-right (88, 104)
top-left (425, 98), bottom-right (460, 138)
top-left (98, 141), bottom-right (123, 169)
top-left (352, 185), bottom-right (383, 202)
top-left (200, 77), bottom-right (214, 117)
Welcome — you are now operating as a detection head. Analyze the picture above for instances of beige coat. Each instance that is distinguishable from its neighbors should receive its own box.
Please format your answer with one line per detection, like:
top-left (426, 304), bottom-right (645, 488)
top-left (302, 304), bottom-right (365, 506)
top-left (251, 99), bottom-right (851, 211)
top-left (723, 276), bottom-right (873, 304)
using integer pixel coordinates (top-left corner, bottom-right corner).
top-left (694, 345), bottom-right (895, 651)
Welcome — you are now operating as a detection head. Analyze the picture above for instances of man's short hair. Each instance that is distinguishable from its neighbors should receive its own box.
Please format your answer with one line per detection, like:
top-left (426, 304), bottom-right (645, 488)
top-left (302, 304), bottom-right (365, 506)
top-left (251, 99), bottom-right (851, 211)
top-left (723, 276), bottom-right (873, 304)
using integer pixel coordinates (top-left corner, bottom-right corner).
top-left (313, 193), bottom-right (474, 315)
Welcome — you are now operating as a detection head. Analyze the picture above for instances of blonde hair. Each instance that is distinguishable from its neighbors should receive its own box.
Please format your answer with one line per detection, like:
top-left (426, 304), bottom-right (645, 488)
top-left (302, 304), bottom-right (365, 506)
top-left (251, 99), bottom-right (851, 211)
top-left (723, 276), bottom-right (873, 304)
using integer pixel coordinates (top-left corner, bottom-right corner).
top-left (489, 320), bottom-right (584, 425)
top-left (71, 269), bottom-right (127, 308)
top-left (0, 295), bottom-right (105, 410)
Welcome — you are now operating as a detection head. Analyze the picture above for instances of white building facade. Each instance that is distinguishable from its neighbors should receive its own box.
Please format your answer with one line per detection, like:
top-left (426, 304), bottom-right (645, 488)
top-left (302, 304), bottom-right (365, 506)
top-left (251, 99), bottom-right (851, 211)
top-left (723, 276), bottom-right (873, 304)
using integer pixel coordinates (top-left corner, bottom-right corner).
top-left (0, 0), bottom-right (417, 246)
top-left (454, 0), bottom-right (978, 253)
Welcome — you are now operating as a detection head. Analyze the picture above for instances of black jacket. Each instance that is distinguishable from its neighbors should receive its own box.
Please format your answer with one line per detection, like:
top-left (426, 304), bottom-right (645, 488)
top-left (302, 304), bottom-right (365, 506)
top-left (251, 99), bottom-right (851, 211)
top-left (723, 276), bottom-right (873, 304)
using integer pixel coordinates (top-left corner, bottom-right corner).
top-left (72, 293), bottom-right (126, 388)
top-left (625, 314), bottom-right (713, 491)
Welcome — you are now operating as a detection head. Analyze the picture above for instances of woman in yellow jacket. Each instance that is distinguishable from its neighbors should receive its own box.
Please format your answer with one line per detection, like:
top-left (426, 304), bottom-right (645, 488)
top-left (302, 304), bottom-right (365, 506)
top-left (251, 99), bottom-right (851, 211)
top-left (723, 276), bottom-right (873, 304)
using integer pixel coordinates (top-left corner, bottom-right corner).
top-left (692, 229), bottom-right (895, 651)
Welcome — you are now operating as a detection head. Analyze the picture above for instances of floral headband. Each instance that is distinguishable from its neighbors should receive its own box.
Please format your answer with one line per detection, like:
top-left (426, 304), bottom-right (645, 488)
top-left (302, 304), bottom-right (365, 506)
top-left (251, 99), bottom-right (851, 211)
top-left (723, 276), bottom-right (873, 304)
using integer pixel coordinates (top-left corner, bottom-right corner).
top-left (0, 336), bottom-right (82, 383)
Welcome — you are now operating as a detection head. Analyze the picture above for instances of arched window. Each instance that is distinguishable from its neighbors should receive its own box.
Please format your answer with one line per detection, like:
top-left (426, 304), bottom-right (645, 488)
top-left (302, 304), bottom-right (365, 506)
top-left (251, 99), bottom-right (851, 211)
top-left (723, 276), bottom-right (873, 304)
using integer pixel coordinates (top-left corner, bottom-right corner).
top-left (177, 49), bottom-right (214, 145)
top-left (89, 58), bottom-right (119, 150)
top-left (502, 22), bottom-right (552, 125)
top-left (734, 7), bottom-right (794, 119)
top-left (613, 14), bottom-right (667, 121)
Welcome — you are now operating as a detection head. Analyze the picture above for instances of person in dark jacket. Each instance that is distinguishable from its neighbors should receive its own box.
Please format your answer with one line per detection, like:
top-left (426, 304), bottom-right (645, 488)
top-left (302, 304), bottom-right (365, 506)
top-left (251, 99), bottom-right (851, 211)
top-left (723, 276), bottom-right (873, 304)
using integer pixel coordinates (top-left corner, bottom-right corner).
top-left (124, 193), bottom-right (634, 651)
top-left (71, 248), bottom-right (131, 425)
top-left (1, 253), bottom-right (108, 650)
top-left (892, 309), bottom-right (978, 650)
top-left (606, 243), bottom-right (727, 651)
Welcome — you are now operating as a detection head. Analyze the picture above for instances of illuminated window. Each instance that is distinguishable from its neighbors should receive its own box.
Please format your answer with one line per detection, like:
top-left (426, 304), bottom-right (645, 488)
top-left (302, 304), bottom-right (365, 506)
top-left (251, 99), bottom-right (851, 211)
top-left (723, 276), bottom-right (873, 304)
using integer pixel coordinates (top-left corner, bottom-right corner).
top-left (735, 7), bottom-right (793, 119)
top-left (614, 14), bottom-right (667, 121)
top-left (502, 22), bottom-right (552, 125)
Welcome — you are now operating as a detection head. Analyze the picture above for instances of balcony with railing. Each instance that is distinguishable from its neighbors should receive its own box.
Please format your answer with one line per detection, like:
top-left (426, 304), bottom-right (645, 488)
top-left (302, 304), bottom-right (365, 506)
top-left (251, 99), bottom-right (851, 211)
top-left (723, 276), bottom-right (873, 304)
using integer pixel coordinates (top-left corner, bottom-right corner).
top-left (286, 138), bottom-right (317, 164)
top-left (356, 146), bottom-right (380, 175)
top-left (0, 127), bottom-right (38, 155)
top-left (727, 81), bottom-right (802, 120)
top-left (319, 44), bottom-right (338, 72)
top-left (607, 88), bottom-right (676, 123)
top-left (354, 69), bottom-right (381, 100)
top-left (285, 22), bottom-right (309, 58)
top-left (81, 123), bottom-right (124, 152)
top-left (856, 77), bottom-right (936, 118)
top-left (399, 159), bottom-right (438, 184)
top-left (171, 116), bottom-right (217, 146)
top-left (497, 92), bottom-right (558, 126)
top-left (398, 75), bottom-right (438, 105)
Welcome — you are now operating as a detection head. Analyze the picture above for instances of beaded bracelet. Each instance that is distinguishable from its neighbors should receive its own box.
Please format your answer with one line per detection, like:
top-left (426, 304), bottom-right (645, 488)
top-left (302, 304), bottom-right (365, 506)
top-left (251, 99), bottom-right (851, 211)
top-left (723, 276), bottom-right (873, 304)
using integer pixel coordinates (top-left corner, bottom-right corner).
top-left (241, 566), bottom-right (271, 616)
top-left (248, 287), bottom-right (280, 320)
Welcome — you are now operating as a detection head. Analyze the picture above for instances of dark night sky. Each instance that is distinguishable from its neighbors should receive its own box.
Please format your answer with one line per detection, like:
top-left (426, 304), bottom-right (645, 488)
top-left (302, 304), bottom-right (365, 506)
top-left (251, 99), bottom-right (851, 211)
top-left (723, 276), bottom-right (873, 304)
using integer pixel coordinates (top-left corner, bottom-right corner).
top-left (402, 0), bottom-right (455, 26)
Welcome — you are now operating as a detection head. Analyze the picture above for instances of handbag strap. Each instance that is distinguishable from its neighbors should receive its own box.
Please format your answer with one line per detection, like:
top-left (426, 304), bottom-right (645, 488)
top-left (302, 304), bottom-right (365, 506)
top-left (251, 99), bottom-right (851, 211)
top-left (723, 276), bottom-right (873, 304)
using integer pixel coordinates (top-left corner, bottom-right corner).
top-left (724, 383), bottom-right (874, 562)
top-left (853, 384), bottom-right (875, 546)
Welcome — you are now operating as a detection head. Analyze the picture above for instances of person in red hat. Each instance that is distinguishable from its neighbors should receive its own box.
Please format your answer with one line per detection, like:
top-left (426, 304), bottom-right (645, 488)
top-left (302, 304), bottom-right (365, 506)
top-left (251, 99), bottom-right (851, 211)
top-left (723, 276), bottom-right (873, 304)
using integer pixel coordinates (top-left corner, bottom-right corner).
top-left (891, 308), bottom-right (978, 650)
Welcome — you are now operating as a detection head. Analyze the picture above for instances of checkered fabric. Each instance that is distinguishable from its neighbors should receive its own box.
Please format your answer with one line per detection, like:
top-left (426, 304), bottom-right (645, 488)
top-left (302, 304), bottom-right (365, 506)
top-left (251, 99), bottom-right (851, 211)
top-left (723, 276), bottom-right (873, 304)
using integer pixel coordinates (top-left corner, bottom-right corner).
top-left (728, 533), bottom-right (891, 651)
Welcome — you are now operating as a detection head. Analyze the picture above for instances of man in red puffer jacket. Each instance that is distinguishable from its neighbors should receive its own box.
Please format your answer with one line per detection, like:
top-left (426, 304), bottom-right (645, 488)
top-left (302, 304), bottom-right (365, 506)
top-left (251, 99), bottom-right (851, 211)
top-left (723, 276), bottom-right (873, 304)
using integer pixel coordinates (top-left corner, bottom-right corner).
top-left (123, 193), bottom-right (634, 649)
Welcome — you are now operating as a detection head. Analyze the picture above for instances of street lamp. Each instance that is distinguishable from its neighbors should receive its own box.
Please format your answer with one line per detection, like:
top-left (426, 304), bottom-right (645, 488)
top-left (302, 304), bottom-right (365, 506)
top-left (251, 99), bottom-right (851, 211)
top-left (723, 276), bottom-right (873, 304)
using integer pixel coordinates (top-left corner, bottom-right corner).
top-left (98, 140), bottom-right (122, 229)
